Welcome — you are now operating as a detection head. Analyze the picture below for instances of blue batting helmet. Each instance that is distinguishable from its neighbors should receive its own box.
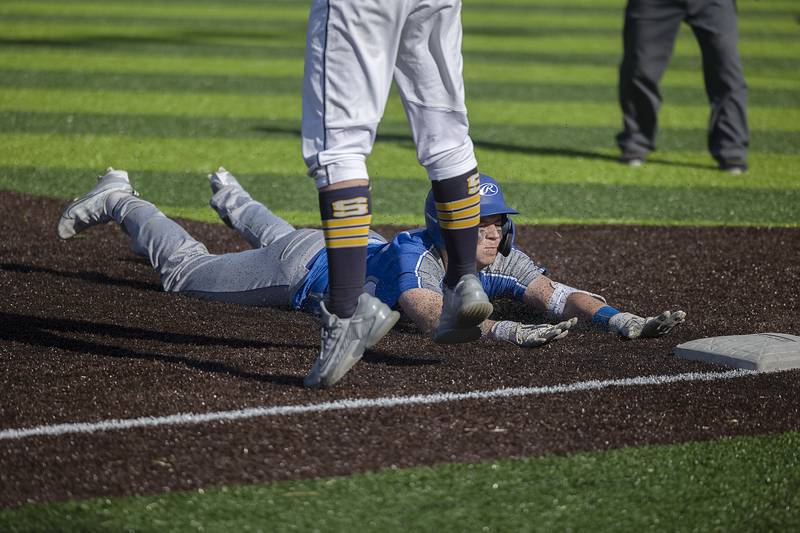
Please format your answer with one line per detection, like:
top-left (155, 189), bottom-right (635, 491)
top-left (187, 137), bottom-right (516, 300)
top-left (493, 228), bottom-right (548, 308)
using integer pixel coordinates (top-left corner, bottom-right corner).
top-left (424, 173), bottom-right (519, 256)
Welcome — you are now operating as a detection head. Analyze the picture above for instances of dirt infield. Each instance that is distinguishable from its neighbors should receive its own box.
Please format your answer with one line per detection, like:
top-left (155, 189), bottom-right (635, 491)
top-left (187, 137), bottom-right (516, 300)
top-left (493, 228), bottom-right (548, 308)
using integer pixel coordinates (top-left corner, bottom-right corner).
top-left (1, 190), bottom-right (799, 507)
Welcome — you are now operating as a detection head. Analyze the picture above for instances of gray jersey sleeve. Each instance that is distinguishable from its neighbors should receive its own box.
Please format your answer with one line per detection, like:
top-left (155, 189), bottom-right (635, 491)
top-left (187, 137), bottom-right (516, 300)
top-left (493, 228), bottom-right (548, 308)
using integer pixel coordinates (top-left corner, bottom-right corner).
top-left (500, 248), bottom-right (546, 287)
top-left (414, 248), bottom-right (446, 294)
top-left (482, 248), bottom-right (546, 300)
top-left (412, 246), bottom-right (544, 300)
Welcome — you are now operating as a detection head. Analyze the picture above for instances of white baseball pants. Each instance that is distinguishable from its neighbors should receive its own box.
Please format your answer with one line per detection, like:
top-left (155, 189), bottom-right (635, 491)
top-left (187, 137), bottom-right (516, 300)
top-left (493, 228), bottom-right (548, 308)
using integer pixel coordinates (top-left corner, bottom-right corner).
top-left (302, 0), bottom-right (477, 188)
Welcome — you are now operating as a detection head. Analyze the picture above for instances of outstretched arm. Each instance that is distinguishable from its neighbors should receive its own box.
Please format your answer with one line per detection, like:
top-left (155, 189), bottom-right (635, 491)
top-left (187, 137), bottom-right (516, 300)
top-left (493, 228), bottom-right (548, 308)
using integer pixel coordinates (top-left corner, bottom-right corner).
top-left (522, 275), bottom-right (605, 322)
top-left (398, 288), bottom-right (443, 335)
top-left (522, 274), bottom-right (686, 339)
top-left (398, 288), bottom-right (574, 347)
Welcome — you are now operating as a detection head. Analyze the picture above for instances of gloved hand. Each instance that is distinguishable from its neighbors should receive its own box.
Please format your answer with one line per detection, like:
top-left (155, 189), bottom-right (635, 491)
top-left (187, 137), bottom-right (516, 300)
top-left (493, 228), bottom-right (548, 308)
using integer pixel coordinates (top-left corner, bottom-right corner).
top-left (609, 310), bottom-right (686, 339)
top-left (489, 318), bottom-right (577, 347)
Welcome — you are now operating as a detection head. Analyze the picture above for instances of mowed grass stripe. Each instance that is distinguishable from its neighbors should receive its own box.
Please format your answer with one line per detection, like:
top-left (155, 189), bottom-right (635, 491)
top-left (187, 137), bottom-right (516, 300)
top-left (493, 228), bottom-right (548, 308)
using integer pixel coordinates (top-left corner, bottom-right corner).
top-left (0, 134), bottom-right (309, 179)
top-left (0, 1), bottom-right (308, 22)
top-left (1, 42), bottom-right (795, 75)
top-left (10, 0), bottom-right (796, 8)
top-left (0, 49), bottom-right (304, 78)
top-left (4, 19), bottom-right (798, 61)
top-left (3, 165), bottom-right (799, 226)
top-left (0, 13), bottom-right (307, 34)
top-left (4, 69), bottom-right (798, 107)
top-left (5, 138), bottom-right (800, 188)
top-left (479, 0), bottom-right (799, 9)
top-left (0, 22), bottom-right (304, 51)
top-left (2, 431), bottom-right (798, 531)
top-left (0, 70), bottom-right (305, 97)
top-left (462, 33), bottom-right (800, 60)
top-left (3, 88), bottom-right (798, 131)
top-left (466, 14), bottom-right (798, 34)
top-left (1, 48), bottom-right (797, 88)
top-left (474, 0), bottom-right (800, 16)
top-left (4, 10), bottom-right (798, 36)
top-left (4, 0), bottom-right (798, 22)
top-left (5, 111), bottom-right (800, 158)
top-left (0, 87), bottom-right (299, 120)
top-left (0, 10), bottom-right (307, 27)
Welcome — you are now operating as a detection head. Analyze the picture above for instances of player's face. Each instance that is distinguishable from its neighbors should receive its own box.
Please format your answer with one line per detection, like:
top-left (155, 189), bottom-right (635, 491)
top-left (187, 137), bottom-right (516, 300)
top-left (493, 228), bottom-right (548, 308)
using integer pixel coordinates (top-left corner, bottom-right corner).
top-left (476, 215), bottom-right (503, 268)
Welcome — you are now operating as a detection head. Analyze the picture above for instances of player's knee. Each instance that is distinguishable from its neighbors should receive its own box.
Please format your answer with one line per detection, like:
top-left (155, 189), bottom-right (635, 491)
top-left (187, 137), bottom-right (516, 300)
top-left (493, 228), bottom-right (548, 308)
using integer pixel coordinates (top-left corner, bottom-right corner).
top-left (422, 140), bottom-right (477, 181)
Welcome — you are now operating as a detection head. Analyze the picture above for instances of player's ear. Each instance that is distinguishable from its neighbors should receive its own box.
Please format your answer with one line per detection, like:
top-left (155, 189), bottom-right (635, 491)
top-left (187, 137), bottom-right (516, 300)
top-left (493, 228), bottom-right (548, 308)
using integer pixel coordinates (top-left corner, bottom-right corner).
top-left (498, 217), bottom-right (514, 256)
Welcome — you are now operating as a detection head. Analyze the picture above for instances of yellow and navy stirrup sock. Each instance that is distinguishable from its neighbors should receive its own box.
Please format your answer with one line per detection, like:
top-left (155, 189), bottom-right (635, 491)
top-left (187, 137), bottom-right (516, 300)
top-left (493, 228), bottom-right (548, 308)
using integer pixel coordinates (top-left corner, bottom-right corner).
top-left (318, 185), bottom-right (372, 318)
top-left (431, 169), bottom-right (481, 288)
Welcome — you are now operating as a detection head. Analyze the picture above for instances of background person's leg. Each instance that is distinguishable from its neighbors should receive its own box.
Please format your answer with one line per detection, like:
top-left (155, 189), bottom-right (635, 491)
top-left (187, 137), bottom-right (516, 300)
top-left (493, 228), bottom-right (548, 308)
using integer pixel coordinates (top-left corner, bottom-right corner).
top-left (617, 0), bottom-right (684, 160)
top-left (687, 0), bottom-right (749, 169)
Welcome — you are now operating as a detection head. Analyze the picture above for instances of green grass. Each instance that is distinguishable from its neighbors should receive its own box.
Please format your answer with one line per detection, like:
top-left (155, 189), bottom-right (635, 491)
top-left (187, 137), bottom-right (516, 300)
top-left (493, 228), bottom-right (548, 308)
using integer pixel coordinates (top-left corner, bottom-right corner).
top-left (0, 0), bottom-right (798, 226)
top-left (2, 431), bottom-right (799, 531)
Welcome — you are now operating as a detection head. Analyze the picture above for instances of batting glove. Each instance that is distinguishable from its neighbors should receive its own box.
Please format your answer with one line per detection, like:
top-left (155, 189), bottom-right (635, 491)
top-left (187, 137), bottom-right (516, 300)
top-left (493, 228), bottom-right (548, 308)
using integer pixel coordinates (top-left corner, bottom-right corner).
top-left (489, 318), bottom-right (577, 348)
top-left (609, 310), bottom-right (686, 339)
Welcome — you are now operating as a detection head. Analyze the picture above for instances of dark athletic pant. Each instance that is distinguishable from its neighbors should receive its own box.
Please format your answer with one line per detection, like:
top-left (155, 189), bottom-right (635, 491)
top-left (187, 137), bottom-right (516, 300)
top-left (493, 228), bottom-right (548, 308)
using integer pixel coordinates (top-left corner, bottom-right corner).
top-left (617, 0), bottom-right (749, 166)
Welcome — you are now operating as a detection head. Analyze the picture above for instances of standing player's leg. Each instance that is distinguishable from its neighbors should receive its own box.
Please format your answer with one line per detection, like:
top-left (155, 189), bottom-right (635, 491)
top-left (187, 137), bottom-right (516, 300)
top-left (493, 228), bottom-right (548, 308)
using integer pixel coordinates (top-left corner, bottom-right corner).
top-left (395, 0), bottom-right (492, 343)
top-left (687, 0), bottom-right (749, 173)
top-left (316, 181), bottom-right (371, 319)
top-left (300, 0), bottom-right (403, 387)
top-left (616, 0), bottom-right (684, 163)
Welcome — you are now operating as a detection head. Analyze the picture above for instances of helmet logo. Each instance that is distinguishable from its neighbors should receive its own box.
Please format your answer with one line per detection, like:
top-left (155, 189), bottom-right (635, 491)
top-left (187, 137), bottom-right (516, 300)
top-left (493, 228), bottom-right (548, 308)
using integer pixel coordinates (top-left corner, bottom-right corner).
top-left (479, 183), bottom-right (499, 196)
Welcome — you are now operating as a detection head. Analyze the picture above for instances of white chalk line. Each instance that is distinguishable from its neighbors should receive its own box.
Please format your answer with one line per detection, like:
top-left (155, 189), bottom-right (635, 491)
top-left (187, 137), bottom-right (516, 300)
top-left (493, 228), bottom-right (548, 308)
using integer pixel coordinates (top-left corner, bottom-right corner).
top-left (0, 369), bottom-right (757, 441)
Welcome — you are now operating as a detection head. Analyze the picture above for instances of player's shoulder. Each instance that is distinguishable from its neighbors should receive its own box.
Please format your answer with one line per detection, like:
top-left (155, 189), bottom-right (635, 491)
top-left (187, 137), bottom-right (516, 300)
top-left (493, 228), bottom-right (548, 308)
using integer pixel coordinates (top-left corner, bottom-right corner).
top-left (486, 246), bottom-right (525, 268)
top-left (485, 245), bottom-right (548, 278)
top-left (391, 227), bottom-right (437, 251)
top-left (391, 228), bottom-right (443, 272)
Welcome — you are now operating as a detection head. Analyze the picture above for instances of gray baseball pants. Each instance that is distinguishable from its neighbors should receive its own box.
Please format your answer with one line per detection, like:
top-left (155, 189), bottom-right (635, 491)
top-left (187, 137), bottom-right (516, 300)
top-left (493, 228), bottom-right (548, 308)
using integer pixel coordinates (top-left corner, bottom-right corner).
top-left (110, 187), bottom-right (326, 307)
top-left (617, 0), bottom-right (749, 165)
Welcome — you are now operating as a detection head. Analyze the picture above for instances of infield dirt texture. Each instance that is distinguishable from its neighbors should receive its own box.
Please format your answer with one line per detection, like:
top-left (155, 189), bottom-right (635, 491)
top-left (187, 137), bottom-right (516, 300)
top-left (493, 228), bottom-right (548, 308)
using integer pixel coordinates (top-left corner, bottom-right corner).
top-left (1, 191), bottom-right (799, 507)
